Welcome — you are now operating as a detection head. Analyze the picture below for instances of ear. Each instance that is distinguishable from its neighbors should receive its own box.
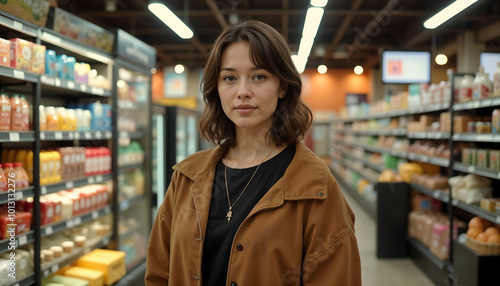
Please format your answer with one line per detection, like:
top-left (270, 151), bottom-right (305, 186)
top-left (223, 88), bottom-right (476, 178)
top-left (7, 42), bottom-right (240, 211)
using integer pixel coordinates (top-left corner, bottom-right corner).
top-left (279, 86), bottom-right (287, 98)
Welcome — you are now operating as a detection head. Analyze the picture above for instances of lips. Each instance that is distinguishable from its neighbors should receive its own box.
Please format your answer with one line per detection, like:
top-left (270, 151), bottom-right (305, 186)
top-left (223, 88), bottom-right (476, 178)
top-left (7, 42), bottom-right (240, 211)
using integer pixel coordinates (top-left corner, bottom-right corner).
top-left (235, 104), bottom-right (256, 114)
top-left (235, 104), bottom-right (256, 110)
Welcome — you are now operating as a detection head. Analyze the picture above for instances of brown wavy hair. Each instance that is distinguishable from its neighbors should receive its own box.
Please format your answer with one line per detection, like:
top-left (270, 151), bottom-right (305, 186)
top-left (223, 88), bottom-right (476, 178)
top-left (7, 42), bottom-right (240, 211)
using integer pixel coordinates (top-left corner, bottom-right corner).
top-left (199, 20), bottom-right (312, 148)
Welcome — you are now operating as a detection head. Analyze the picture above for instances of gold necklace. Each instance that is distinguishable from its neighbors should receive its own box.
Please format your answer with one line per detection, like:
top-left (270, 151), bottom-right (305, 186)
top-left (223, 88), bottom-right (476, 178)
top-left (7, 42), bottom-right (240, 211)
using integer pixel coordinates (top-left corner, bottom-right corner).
top-left (224, 147), bottom-right (276, 222)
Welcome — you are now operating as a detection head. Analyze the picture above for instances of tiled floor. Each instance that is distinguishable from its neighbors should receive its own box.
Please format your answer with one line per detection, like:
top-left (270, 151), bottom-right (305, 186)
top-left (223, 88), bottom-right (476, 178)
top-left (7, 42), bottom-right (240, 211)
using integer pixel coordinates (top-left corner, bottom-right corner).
top-left (342, 190), bottom-right (435, 286)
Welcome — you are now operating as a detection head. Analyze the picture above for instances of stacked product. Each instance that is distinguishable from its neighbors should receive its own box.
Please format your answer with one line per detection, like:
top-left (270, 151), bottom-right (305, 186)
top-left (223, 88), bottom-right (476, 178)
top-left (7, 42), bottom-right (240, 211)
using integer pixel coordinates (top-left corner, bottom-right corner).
top-left (465, 217), bottom-right (500, 255)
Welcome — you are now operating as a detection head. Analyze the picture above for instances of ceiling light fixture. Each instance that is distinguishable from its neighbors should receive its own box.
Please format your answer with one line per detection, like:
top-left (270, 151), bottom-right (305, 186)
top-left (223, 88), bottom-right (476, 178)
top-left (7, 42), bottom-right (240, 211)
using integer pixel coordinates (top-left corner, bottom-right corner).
top-left (293, 4), bottom-right (326, 73)
top-left (311, 0), bottom-right (328, 8)
top-left (148, 2), bottom-right (194, 39)
top-left (435, 54), bottom-right (448, 65)
top-left (354, 65), bottom-right (364, 75)
top-left (423, 0), bottom-right (478, 29)
top-left (174, 64), bottom-right (185, 74)
top-left (317, 65), bottom-right (327, 74)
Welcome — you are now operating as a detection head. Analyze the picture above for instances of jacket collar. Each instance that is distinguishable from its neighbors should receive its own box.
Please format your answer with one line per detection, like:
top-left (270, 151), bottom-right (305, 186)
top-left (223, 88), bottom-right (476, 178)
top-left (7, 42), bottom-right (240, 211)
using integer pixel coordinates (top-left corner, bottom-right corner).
top-left (173, 141), bottom-right (328, 201)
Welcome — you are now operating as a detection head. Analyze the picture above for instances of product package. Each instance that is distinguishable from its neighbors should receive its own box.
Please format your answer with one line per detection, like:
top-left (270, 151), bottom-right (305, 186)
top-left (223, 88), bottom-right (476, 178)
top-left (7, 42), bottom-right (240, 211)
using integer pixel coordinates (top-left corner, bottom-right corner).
top-left (75, 249), bottom-right (126, 285)
top-left (31, 43), bottom-right (46, 74)
top-left (0, 38), bottom-right (11, 67)
top-left (10, 38), bottom-right (33, 71)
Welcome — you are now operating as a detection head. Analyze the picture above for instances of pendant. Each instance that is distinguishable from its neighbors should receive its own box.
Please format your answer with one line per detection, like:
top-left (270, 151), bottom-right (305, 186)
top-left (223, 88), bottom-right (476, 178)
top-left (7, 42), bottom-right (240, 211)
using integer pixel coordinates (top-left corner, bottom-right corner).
top-left (226, 207), bottom-right (232, 222)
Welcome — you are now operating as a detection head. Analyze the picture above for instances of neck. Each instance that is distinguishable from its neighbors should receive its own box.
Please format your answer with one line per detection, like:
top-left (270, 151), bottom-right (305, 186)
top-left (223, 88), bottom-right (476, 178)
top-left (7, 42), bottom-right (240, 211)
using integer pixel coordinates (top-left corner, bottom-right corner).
top-left (224, 139), bottom-right (282, 169)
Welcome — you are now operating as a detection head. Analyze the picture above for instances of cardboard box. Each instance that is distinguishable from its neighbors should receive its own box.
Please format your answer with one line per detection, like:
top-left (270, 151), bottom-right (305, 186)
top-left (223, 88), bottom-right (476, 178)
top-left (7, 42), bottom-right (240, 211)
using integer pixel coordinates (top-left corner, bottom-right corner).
top-left (64, 266), bottom-right (104, 286)
top-left (31, 43), bottom-right (46, 74)
top-left (0, 38), bottom-right (10, 67)
top-left (75, 249), bottom-right (126, 285)
top-left (0, 0), bottom-right (50, 26)
top-left (10, 38), bottom-right (32, 71)
top-left (454, 116), bottom-right (472, 133)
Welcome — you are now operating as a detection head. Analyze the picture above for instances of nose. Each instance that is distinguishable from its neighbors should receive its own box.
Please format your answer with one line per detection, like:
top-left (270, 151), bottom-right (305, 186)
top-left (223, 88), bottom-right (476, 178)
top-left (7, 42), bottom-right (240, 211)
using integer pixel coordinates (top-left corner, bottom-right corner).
top-left (236, 80), bottom-right (252, 99)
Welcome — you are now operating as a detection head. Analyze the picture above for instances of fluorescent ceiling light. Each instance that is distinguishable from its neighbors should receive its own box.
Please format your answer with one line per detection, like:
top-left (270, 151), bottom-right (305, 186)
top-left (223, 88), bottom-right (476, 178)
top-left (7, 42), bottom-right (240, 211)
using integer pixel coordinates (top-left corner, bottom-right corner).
top-left (302, 7), bottom-right (324, 39)
top-left (311, 0), bottom-right (328, 8)
top-left (148, 2), bottom-right (194, 39)
top-left (423, 0), bottom-right (478, 29)
top-left (298, 36), bottom-right (315, 59)
top-left (292, 55), bottom-right (306, 74)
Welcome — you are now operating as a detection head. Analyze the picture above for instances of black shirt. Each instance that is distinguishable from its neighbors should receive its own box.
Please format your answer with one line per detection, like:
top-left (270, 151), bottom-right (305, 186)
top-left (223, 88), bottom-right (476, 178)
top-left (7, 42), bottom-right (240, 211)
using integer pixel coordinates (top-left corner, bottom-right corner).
top-left (201, 144), bottom-right (295, 286)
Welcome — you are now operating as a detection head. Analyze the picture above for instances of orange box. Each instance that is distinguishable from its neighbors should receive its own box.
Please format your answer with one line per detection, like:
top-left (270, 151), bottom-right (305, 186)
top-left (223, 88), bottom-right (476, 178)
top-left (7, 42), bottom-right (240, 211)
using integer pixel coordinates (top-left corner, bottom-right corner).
top-left (10, 38), bottom-right (33, 71)
top-left (31, 43), bottom-right (46, 74)
top-left (0, 38), bottom-right (10, 67)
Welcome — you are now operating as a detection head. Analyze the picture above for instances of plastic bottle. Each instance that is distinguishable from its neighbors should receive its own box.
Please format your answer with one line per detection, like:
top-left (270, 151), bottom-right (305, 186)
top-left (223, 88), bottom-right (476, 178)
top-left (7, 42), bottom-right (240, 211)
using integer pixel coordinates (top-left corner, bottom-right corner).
top-left (56, 107), bottom-right (68, 130)
top-left (7, 148), bottom-right (17, 163)
top-left (1, 149), bottom-right (8, 164)
top-left (39, 105), bottom-right (46, 130)
top-left (66, 109), bottom-right (77, 131)
top-left (459, 75), bottom-right (474, 102)
top-left (3, 163), bottom-right (15, 185)
top-left (473, 66), bottom-right (493, 99)
top-left (83, 110), bottom-right (92, 131)
top-left (10, 94), bottom-right (23, 130)
top-left (19, 95), bottom-right (30, 131)
top-left (494, 62), bottom-right (500, 97)
top-left (15, 149), bottom-right (27, 167)
top-left (52, 150), bottom-right (61, 182)
top-left (25, 150), bottom-right (33, 183)
top-left (0, 164), bottom-right (7, 192)
top-left (0, 93), bottom-right (11, 131)
top-left (75, 108), bottom-right (85, 131)
top-left (46, 151), bottom-right (55, 183)
top-left (45, 106), bottom-right (59, 131)
top-left (13, 162), bottom-right (29, 189)
top-left (39, 151), bottom-right (48, 185)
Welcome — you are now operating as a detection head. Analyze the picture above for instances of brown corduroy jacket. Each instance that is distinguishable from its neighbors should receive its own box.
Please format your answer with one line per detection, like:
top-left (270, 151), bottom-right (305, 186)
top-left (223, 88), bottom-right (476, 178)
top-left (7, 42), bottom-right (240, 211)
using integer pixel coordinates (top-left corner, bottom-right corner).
top-left (145, 141), bottom-right (362, 286)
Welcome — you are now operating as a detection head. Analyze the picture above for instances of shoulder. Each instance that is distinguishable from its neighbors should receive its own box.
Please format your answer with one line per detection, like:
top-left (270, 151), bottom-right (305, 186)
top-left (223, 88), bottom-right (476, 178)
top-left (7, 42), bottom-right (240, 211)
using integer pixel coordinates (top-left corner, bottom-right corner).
top-left (172, 145), bottom-right (227, 181)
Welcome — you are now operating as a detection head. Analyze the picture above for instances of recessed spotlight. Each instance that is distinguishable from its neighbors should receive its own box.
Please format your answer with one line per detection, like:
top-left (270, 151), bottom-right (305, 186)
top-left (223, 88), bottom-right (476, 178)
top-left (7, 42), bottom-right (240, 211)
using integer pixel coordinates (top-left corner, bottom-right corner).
top-left (174, 64), bottom-right (185, 74)
top-left (354, 65), bottom-right (364, 75)
top-left (435, 54), bottom-right (448, 65)
top-left (317, 65), bottom-right (327, 74)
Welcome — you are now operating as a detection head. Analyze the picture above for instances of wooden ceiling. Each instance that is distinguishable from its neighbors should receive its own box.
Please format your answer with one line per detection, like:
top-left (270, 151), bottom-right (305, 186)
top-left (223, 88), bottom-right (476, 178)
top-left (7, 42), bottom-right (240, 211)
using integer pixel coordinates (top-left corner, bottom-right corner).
top-left (57, 0), bottom-right (500, 69)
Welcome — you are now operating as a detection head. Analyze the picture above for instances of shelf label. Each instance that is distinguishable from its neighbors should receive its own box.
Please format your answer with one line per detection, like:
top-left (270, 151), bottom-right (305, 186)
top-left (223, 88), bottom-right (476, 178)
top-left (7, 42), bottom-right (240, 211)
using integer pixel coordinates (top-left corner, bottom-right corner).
top-left (497, 172), bottom-right (500, 179)
top-left (12, 283), bottom-right (19, 286)
top-left (66, 219), bottom-right (74, 228)
top-left (468, 165), bottom-right (475, 173)
top-left (95, 131), bottom-right (102, 139)
top-left (18, 235), bottom-right (27, 246)
top-left (13, 70), bottom-right (25, 79)
top-left (55, 132), bottom-right (63, 140)
top-left (41, 75), bottom-right (55, 85)
top-left (105, 131), bottom-right (112, 138)
top-left (91, 87), bottom-right (105, 95)
top-left (41, 186), bottom-right (47, 195)
top-left (45, 226), bottom-right (53, 235)
top-left (15, 191), bottom-right (23, 200)
top-left (84, 132), bottom-right (91, 139)
top-left (65, 181), bottom-right (74, 189)
top-left (68, 132), bottom-right (74, 140)
top-left (51, 264), bottom-right (59, 273)
top-left (40, 132), bottom-right (46, 140)
top-left (477, 134), bottom-right (493, 141)
top-left (92, 211), bottom-right (99, 220)
top-left (433, 191), bottom-right (440, 199)
top-left (80, 84), bottom-right (87, 92)
top-left (13, 21), bottom-right (23, 30)
top-left (96, 175), bottom-right (103, 183)
top-left (88, 176), bottom-right (95, 184)
top-left (452, 199), bottom-right (459, 206)
top-left (9, 133), bottom-right (20, 142)
top-left (55, 78), bottom-right (61, 87)
top-left (42, 32), bottom-right (62, 44)
top-left (74, 217), bottom-right (82, 225)
top-left (74, 132), bottom-right (80, 140)
top-left (67, 81), bottom-right (75, 89)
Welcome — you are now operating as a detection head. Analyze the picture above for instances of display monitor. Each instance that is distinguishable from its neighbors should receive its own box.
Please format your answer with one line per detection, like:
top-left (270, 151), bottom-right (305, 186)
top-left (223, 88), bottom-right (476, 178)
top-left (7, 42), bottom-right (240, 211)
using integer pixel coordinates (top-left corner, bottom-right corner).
top-left (382, 51), bottom-right (431, 84)
top-left (480, 52), bottom-right (500, 82)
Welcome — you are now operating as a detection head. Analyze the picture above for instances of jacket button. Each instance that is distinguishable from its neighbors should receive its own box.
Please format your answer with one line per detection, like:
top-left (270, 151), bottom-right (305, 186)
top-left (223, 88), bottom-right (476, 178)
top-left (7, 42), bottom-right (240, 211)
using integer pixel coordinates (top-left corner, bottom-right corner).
top-left (236, 243), bottom-right (243, 251)
top-left (318, 192), bottom-right (323, 197)
top-left (230, 282), bottom-right (237, 286)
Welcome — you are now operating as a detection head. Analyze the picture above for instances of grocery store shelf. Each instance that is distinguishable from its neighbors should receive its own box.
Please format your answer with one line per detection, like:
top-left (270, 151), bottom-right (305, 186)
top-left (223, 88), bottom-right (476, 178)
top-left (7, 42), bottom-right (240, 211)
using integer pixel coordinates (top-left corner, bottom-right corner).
top-left (453, 97), bottom-right (500, 111)
top-left (407, 103), bottom-right (450, 115)
top-left (40, 130), bottom-right (112, 141)
top-left (347, 141), bottom-right (409, 158)
top-left (407, 152), bottom-right (450, 167)
top-left (343, 161), bottom-right (378, 184)
top-left (0, 65), bottom-right (39, 83)
top-left (6, 272), bottom-right (35, 286)
top-left (452, 133), bottom-right (500, 143)
top-left (40, 173), bottom-right (113, 196)
top-left (408, 183), bottom-right (450, 203)
top-left (332, 169), bottom-right (377, 220)
top-left (41, 205), bottom-right (112, 237)
top-left (341, 150), bottom-right (386, 172)
top-left (407, 236), bottom-right (449, 270)
top-left (0, 186), bottom-right (35, 205)
top-left (0, 10), bottom-right (38, 36)
top-left (453, 162), bottom-right (500, 180)
top-left (119, 195), bottom-right (147, 212)
top-left (407, 132), bottom-right (450, 140)
top-left (0, 131), bottom-right (35, 142)
top-left (41, 234), bottom-right (112, 278)
top-left (348, 128), bottom-right (407, 136)
top-left (119, 131), bottom-right (145, 140)
top-left (118, 163), bottom-right (145, 174)
top-left (0, 230), bottom-right (35, 255)
top-left (451, 199), bottom-right (499, 225)
top-left (40, 74), bottom-right (111, 97)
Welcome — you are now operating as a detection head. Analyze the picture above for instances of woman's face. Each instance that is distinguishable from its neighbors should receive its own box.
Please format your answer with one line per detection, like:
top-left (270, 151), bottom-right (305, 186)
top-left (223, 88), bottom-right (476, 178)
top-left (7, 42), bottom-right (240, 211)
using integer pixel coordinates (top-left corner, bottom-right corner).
top-left (218, 41), bottom-right (284, 135)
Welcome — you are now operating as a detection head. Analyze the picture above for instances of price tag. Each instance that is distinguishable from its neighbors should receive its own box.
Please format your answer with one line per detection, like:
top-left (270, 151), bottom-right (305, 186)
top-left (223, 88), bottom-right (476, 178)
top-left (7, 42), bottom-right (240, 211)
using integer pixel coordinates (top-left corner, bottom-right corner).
top-left (13, 70), bottom-right (25, 79)
top-left (40, 132), bottom-right (46, 140)
top-left (95, 131), bottom-right (102, 139)
top-left (483, 99), bottom-right (493, 107)
top-left (74, 132), bottom-right (80, 140)
top-left (88, 176), bottom-right (95, 184)
top-left (65, 181), bottom-right (74, 189)
top-left (66, 219), bottom-right (74, 228)
top-left (51, 264), bottom-right (59, 273)
top-left (74, 217), bottom-right (82, 225)
top-left (15, 191), bottom-right (23, 200)
top-left (105, 131), bottom-right (112, 138)
top-left (468, 165), bottom-right (475, 173)
top-left (80, 84), bottom-right (87, 92)
top-left (120, 131), bottom-right (129, 138)
top-left (96, 175), bottom-right (103, 183)
top-left (55, 132), bottom-right (63, 140)
top-left (433, 191), bottom-right (440, 199)
top-left (42, 32), bottom-right (62, 44)
top-left (41, 186), bottom-right (47, 195)
top-left (84, 132), bottom-right (91, 139)
top-left (91, 87), bottom-right (105, 95)
top-left (452, 199), bottom-right (458, 206)
top-left (13, 21), bottom-right (23, 30)
top-left (55, 78), bottom-right (61, 87)
top-left (120, 200), bottom-right (130, 211)
top-left (45, 226), bottom-right (53, 235)
top-left (69, 132), bottom-right (74, 140)
top-left (92, 211), bottom-right (99, 219)
top-left (18, 235), bottom-right (27, 246)
top-left (67, 81), bottom-right (75, 89)
top-left (478, 135), bottom-right (493, 142)
top-left (9, 133), bottom-right (20, 142)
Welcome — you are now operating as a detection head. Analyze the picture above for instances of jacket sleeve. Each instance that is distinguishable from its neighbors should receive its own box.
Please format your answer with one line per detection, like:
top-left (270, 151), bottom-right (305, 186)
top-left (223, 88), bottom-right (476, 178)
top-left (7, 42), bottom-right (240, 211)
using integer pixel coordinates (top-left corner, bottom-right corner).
top-left (145, 172), bottom-right (177, 285)
top-left (301, 175), bottom-right (362, 286)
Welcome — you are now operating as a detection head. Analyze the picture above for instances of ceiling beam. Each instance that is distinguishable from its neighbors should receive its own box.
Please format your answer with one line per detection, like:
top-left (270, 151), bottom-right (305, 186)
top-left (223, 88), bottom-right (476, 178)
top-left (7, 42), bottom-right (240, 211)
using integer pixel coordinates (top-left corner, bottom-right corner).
top-left (323, 0), bottom-right (364, 61)
top-left (205, 0), bottom-right (228, 28)
top-left (476, 20), bottom-right (500, 42)
top-left (281, 0), bottom-right (289, 40)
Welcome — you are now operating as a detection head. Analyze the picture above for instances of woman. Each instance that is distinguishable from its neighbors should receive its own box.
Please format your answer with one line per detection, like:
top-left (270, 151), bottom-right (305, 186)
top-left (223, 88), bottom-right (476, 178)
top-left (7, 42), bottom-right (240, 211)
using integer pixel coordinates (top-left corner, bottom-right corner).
top-left (146, 20), bottom-right (361, 286)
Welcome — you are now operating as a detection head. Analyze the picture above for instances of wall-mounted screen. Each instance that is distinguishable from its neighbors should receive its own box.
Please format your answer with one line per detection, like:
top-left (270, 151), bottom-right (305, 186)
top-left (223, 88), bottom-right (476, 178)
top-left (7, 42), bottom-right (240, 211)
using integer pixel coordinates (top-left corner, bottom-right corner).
top-left (480, 52), bottom-right (500, 82)
top-left (382, 51), bottom-right (431, 84)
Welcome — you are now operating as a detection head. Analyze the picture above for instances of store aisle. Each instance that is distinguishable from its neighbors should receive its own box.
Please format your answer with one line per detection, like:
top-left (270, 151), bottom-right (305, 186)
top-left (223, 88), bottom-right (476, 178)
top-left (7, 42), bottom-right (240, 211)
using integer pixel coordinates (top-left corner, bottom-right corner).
top-left (342, 191), bottom-right (435, 286)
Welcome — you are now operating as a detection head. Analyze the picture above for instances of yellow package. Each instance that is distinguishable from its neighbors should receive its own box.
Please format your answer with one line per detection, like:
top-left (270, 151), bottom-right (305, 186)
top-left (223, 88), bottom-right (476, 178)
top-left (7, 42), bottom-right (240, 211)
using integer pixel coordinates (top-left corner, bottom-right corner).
top-left (31, 43), bottom-right (46, 74)
top-left (75, 249), bottom-right (126, 285)
top-left (64, 266), bottom-right (103, 286)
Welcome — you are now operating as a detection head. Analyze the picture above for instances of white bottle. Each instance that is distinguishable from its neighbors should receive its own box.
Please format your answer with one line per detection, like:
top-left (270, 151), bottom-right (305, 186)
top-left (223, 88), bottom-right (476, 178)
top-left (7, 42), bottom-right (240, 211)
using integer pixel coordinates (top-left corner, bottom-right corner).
top-left (459, 75), bottom-right (474, 102)
top-left (494, 62), bottom-right (500, 97)
top-left (39, 105), bottom-right (46, 130)
top-left (473, 66), bottom-right (493, 99)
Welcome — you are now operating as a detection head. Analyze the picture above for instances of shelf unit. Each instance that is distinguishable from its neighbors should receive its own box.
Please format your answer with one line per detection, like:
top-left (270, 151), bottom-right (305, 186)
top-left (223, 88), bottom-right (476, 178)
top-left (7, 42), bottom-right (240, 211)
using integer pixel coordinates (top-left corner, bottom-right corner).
top-left (0, 11), bottom-right (155, 286)
top-left (331, 73), bottom-right (500, 285)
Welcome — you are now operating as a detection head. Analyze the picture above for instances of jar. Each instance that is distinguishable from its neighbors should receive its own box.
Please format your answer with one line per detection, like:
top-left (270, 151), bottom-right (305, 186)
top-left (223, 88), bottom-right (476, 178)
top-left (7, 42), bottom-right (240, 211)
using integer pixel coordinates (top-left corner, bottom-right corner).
top-left (476, 122), bottom-right (492, 133)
